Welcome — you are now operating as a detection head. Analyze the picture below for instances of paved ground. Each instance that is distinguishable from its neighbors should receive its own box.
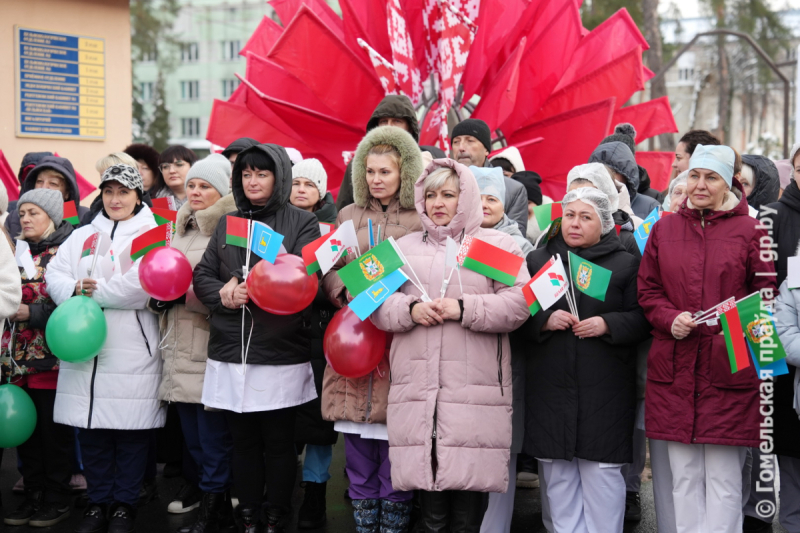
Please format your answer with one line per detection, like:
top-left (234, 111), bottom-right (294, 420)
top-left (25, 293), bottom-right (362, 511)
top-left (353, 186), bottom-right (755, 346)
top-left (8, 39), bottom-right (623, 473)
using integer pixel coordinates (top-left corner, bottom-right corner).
top-left (0, 440), bottom-right (788, 532)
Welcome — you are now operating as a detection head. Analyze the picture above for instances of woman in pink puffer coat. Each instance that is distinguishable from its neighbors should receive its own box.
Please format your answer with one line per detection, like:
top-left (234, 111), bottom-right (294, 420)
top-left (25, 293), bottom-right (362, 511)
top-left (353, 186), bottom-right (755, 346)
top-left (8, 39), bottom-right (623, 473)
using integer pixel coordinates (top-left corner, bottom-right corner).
top-left (371, 159), bottom-right (530, 531)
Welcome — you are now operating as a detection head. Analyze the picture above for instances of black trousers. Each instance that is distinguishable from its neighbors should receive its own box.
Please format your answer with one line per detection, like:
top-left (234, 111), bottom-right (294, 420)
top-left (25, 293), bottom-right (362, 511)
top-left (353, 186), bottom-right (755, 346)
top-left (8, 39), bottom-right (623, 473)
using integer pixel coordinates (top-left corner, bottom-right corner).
top-left (17, 387), bottom-right (74, 505)
top-left (224, 407), bottom-right (297, 512)
top-left (419, 490), bottom-right (489, 533)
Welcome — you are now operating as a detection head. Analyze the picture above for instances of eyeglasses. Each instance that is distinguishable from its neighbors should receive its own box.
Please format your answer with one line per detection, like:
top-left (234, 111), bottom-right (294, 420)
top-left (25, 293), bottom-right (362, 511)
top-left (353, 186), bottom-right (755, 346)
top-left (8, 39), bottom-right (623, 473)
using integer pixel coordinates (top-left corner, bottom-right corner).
top-left (159, 160), bottom-right (187, 172)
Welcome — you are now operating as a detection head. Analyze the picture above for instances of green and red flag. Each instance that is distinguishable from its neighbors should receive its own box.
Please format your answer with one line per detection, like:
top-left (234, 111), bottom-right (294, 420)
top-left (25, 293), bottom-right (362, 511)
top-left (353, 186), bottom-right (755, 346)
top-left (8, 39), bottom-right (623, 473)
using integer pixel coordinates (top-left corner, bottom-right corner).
top-left (64, 202), bottom-right (80, 226)
top-left (522, 255), bottom-right (569, 315)
top-left (302, 232), bottom-right (331, 275)
top-left (717, 298), bottom-right (750, 373)
top-left (736, 292), bottom-right (787, 366)
top-left (81, 233), bottom-right (100, 258)
top-left (568, 252), bottom-right (612, 301)
top-left (226, 216), bottom-right (250, 248)
top-left (338, 237), bottom-right (405, 296)
top-left (533, 202), bottom-right (562, 231)
top-left (131, 224), bottom-right (171, 261)
top-left (460, 237), bottom-right (524, 287)
top-left (151, 207), bottom-right (177, 227)
top-left (151, 197), bottom-right (177, 210)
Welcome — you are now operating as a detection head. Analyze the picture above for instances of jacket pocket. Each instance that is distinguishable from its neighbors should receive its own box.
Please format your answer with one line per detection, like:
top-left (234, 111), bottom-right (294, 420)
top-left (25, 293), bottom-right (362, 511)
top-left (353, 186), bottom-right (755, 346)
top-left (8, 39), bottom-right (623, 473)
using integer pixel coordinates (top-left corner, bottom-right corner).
top-left (647, 333), bottom-right (675, 383)
top-left (710, 334), bottom-right (758, 389)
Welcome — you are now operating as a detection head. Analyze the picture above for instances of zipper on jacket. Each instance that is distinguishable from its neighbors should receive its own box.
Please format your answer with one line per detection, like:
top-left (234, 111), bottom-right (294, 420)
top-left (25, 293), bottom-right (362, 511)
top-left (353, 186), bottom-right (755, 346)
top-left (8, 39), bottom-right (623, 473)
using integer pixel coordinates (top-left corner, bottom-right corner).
top-left (109, 220), bottom-right (119, 240)
top-left (496, 334), bottom-right (504, 396)
top-left (87, 357), bottom-right (99, 429)
top-left (365, 371), bottom-right (374, 421)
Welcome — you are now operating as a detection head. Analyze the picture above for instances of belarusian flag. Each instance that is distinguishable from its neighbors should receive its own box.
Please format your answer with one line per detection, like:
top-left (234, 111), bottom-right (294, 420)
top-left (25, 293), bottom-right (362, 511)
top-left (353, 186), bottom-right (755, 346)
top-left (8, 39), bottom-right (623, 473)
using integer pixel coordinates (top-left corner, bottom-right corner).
top-left (151, 197), bottom-right (177, 210)
top-left (64, 203), bottom-right (80, 226)
top-left (303, 233), bottom-right (330, 275)
top-left (226, 216), bottom-right (249, 248)
top-left (131, 225), bottom-right (171, 261)
top-left (524, 255), bottom-right (569, 315)
top-left (717, 299), bottom-right (750, 373)
top-left (533, 202), bottom-right (562, 231)
top-left (81, 233), bottom-right (100, 258)
top-left (569, 252), bottom-right (612, 301)
top-left (461, 237), bottom-right (524, 287)
top-left (338, 237), bottom-right (405, 296)
top-left (736, 292), bottom-right (787, 365)
top-left (151, 208), bottom-right (177, 227)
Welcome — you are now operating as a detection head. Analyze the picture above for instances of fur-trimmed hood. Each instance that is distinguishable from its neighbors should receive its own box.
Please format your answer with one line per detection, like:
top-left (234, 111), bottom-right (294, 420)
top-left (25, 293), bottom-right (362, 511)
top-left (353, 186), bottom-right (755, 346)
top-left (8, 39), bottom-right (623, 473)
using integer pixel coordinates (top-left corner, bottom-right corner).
top-left (176, 193), bottom-right (236, 237)
top-left (352, 125), bottom-right (423, 210)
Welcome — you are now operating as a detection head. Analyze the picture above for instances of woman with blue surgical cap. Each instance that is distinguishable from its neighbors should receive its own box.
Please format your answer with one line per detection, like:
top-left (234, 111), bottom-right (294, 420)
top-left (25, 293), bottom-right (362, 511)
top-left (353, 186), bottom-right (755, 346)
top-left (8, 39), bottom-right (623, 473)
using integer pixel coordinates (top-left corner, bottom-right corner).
top-left (638, 145), bottom-right (776, 532)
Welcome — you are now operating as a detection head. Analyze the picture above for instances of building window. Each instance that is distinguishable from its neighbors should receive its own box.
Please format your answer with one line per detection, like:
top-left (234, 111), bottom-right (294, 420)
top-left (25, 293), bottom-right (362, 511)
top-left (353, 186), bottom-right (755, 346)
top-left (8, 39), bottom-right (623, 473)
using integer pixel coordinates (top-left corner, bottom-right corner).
top-left (180, 80), bottom-right (200, 101)
top-left (181, 118), bottom-right (201, 138)
top-left (221, 40), bottom-right (241, 61)
top-left (139, 81), bottom-right (154, 101)
top-left (678, 68), bottom-right (695, 81)
top-left (181, 42), bottom-right (199, 62)
top-left (222, 79), bottom-right (239, 98)
top-left (140, 48), bottom-right (158, 62)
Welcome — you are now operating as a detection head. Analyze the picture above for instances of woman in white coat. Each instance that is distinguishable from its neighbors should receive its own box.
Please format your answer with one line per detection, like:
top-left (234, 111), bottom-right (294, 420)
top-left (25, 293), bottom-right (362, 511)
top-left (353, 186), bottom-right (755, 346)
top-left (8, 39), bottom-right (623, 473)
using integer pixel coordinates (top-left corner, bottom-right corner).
top-left (47, 164), bottom-right (165, 533)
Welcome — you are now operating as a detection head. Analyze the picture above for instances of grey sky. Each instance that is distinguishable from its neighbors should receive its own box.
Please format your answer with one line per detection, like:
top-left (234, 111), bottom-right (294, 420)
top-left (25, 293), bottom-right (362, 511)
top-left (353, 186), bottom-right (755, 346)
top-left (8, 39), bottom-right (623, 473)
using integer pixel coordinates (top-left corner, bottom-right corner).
top-left (659, 0), bottom-right (800, 19)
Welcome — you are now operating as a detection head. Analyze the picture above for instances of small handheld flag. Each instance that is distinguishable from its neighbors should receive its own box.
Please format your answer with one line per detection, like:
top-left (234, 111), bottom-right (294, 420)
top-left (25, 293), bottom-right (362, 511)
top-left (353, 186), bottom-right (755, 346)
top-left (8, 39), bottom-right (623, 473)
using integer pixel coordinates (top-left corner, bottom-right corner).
top-left (303, 233), bottom-right (331, 275)
top-left (348, 269), bottom-right (409, 320)
top-left (718, 299), bottom-right (751, 373)
top-left (151, 197), bottom-right (177, 210)
top-left (315, 220), bottom-right (359, 275)
top-left (226, 216), bottom-right (250, 248)
top-left (338, 238), bottom-right (405, 296)
top-left (634, 208), bottom-right (661, 255)
top-left (14, 240), bottom-right (36, 279)
top-left (568, 252), bottom-right (612, 302)
top-left (250, 221), bottom-right (284, 263)
top-left (523, 255), bottom-right (569, 315)
top-left (81, 233), bottom-right (100, 259)
top-left (368, 219), bottom-right (375, 248)
top-left (736, 293), bottom-right (787, 366)
top-left (131, 225), bottom-right (171, 261)
top-left (460, 238), bottom-right (524, 287)
top-left (532, 202), bottom-right (562, 232)
top-left (151, 208), bottom-right (177, 227)
top-left (319, 222), bottom-right (334, 236)
top-left (64, 203), bottom-right (80, 226)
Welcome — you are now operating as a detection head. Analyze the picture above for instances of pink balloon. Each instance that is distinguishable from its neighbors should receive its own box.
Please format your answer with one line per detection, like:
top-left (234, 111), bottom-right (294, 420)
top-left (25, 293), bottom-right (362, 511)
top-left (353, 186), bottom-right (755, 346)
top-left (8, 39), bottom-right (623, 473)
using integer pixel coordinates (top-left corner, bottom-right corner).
top-left (139, 247), bottom-right (193, 301)
top-left (323, 307), bottom-right (386, 378)
top-left (247, 254), bottom-right (318, 315)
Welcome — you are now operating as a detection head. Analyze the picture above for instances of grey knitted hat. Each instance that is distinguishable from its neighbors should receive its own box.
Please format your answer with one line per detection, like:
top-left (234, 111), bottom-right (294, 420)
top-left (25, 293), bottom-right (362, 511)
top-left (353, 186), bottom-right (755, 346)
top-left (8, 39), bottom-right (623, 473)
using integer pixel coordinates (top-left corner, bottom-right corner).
top-left (185, 154), bottom-right (231, 197)
top-left (101, 164), bottom-right (144, 193)
top-left (292, 158), bottom-right (327, 197)
top-left (18, 188), bottom-right (64, 226)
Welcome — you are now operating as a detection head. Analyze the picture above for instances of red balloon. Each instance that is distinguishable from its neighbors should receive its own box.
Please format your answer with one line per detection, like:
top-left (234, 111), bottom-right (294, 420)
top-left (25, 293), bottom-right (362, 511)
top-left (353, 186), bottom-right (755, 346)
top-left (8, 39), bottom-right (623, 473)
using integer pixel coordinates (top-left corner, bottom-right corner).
top-left (139, 247), bottom-right (193, 301)
top-left (323, 307), bottom-right (386, 378)
top-left (247, 254), bottom-right (317, 315)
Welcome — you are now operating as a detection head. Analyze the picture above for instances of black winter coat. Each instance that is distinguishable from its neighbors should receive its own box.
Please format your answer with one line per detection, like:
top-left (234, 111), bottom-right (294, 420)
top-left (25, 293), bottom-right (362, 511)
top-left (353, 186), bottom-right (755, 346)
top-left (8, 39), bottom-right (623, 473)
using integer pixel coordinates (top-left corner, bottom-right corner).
top-left (193, 144), bottom-right (321, 366)
top-left (743, 154), bottom-right (780, 211)
top-left (523, 232), bottom-right (649, 463)
top-left (756, 182), bottom-right (800, 459)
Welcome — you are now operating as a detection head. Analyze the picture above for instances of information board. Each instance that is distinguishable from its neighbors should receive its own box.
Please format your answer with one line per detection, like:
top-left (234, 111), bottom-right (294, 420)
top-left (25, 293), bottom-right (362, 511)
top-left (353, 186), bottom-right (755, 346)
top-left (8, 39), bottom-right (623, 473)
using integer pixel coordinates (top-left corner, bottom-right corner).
top-left (15, 26), bottom-right (106, 141)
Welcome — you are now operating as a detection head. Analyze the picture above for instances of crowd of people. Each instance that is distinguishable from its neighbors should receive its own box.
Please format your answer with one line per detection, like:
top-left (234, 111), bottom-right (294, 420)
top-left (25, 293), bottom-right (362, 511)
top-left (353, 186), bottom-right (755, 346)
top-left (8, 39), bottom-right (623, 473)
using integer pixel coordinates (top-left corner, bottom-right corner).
top-left (0, 93), bottom-right (799, 533)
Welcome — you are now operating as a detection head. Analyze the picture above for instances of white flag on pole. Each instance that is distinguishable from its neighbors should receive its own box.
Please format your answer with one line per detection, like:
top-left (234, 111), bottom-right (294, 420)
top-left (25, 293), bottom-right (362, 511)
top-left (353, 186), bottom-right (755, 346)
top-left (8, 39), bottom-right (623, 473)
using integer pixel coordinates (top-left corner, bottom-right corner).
top-left (315, 219), bottom-right (360, 275)
top-left (14, 240), bottom-right (36, 279)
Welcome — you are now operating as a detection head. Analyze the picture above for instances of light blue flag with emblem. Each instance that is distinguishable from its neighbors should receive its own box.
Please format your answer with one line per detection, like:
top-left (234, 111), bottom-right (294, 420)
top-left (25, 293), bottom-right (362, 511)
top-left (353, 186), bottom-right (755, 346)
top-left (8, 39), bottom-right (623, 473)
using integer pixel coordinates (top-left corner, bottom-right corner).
top-left (250, 221), bottom-right (285, 263)
top-left (348, 269), bottom-right (409, 321)
top-left (749, 343), bottom-right (789, 378)
top-left (634, 208), bottom-right (661, 255)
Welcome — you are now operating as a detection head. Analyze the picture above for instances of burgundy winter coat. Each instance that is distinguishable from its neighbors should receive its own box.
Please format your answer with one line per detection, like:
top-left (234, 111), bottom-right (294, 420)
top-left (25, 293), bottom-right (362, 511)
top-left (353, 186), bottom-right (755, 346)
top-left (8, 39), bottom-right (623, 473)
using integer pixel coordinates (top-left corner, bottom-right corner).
top-left (637, 183), bottom-right (776, 447)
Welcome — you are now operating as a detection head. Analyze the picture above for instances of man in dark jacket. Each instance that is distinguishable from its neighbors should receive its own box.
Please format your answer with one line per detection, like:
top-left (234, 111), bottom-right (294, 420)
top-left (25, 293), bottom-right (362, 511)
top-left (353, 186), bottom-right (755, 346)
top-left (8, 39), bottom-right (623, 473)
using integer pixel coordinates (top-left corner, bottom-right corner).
top-left (336, 95), bottom-right (421, 211)
top-left (5, 156), bottom-right (86, 238)
top-left (601, 123), bottom-right (664, 204)
top-left (450, 118), bottom-right (528, 234)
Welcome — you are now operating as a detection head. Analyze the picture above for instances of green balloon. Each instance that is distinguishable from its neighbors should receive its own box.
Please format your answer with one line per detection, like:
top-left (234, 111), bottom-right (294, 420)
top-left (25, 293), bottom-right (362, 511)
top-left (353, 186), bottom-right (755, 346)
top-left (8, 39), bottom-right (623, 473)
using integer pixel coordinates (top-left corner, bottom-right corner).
top-left (45, 295), bottom-right (107, 363)
top-left (0, 384), bottom-right (37, 448)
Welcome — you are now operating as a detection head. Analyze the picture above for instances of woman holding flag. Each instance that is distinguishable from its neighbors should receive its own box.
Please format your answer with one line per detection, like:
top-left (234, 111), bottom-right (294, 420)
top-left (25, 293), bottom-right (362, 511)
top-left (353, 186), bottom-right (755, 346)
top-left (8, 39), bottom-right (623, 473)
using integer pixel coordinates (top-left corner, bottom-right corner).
top-left (193, 144), bottom-right (320, 533)
top-left (637, 144), bottom-right (776, 532)
top-left (46, 164), bottom-right (164, 533)
top-left (2, 189), bottom-right (74, 528)
top-left (320, 125), bottom-right (422, 531)
top-left (370, 159), bottom-right (530, 531)
top-left (523, 187), bottom-right (649, 532)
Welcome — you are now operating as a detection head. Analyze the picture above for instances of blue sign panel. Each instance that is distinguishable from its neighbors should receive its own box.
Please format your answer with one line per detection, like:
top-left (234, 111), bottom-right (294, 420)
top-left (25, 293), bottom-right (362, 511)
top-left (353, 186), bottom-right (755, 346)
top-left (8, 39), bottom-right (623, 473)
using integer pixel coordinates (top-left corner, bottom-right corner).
top-left (15, 26), bottom-right (106, 140)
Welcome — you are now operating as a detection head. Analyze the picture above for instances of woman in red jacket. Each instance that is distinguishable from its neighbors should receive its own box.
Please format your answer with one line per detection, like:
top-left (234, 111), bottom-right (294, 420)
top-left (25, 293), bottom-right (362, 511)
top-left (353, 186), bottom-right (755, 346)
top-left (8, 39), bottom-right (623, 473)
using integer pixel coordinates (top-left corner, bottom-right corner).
top-left (638, 144), bottom-right (776, 532)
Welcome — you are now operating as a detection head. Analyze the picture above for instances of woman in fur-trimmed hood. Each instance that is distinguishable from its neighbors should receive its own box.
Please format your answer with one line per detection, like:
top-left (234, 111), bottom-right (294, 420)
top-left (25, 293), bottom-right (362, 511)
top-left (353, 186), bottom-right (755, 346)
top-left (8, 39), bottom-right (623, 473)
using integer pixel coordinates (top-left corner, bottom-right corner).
top-left (321, 125), bottom-right (423, 528)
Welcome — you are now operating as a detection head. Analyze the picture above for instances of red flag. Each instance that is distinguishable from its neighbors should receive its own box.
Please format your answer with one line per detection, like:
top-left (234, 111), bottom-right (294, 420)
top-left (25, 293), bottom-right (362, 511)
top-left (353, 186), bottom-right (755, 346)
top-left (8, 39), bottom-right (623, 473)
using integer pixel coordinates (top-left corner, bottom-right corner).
top-left (268, 6), bottom-right (385, 126)
top-left (358, 38), bottom-right (398, 95)
top-left (471, 37), bottom-right (526, 130)
top-left (0, 150), bottom-right (20, 201)
top-left (151, 197), bottom-right (177, 211)
top-left (340, 0), bottom-right (391, 70)
top-left (387, 0), bottom-right (423, 105)
top-left (245, 52), bottom-right (334, 118)
top-left (636, 151), bottom-right (675, 191)
top-left (399, 0), bottom-right (431, 79)
top-left (509, 98), bottom-right (616, 198)
top-left (530, 46), bottom-right (645, 125)
top-left (269, 0), bottom-right (343, 38)
top-left (239, 16), bottom-right (283, 59)
top-left (611, 97), bottom-right (679, 142)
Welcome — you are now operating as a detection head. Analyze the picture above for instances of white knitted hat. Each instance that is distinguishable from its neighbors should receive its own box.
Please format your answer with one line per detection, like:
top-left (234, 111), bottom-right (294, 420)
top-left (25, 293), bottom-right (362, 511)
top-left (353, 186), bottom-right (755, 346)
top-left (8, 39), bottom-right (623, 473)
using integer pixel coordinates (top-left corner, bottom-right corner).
top-left (185, 153), bottom-right (231, 197)
top-left (292, 158), bottom-right (327, 197)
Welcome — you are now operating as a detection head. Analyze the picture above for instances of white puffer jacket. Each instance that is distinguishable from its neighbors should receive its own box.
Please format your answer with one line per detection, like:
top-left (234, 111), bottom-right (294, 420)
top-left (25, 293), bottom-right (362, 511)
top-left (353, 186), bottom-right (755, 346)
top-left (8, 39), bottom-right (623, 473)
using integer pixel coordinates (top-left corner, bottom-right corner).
top-left (46, 206), bottom-right (166, 430)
